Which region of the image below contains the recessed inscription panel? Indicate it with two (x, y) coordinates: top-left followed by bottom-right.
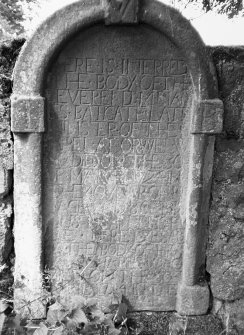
(43, 25), (192, 310)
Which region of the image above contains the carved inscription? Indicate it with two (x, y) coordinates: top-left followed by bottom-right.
(43, 25), (193, 310)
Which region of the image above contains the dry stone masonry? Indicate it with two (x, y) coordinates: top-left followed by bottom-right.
(0, 39), (25, 302)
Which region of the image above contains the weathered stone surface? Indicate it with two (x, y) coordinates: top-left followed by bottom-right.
(213, 299), (244, 335)
(11, 0), (218, 317)
(0, 102), (13, 170)
(0, 41), (22, 301)
(207, 49), (244, 322)
(105, 0), (139, 25)
(2, 8), (244, 332)
(11, 96), (45, 132)
(207, 47), (244, 306)
(0, 168), (11, 198)
(0, 39), (25, 170)
(207, 140), (244, 301)
(191, 99), (223, 134)
(14, 133), (45, 318)
(0, 200), (12, 266)
(0, 274), (13, 299)
(210, 47), (244, 139)
(43, 23), (193, 311)
(12, 1), (216, 97)
(0, 19), (241, 335)
(176, 284), (209, 315)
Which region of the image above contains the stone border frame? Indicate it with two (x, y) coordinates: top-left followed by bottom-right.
(11, 0), (223, 317)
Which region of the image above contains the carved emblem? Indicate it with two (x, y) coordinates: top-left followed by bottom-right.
(105, 0), (139, 25)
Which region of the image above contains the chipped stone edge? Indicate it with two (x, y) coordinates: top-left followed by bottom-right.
(11, 0), (221, 316)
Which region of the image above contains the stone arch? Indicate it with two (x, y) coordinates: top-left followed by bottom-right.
(11, 0), (223, 317)
(12, 0), (217, 97)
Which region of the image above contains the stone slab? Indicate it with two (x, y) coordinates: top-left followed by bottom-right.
(11, 0), (220, 317)
(43, 24), (193, 311)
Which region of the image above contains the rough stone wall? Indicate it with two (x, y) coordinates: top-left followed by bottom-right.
(0, 40), (244, 334)
(0, 39), (24, 299)
(207, 46), (244, 335)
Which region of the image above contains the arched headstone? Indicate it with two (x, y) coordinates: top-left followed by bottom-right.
(11, 0), (223, 317)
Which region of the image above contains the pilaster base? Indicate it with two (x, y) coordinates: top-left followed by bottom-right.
(176, 283), (210, 315)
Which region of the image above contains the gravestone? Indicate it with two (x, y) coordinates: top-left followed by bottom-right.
(43, 24), (191, 310)
(11, 0), (223, 317)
